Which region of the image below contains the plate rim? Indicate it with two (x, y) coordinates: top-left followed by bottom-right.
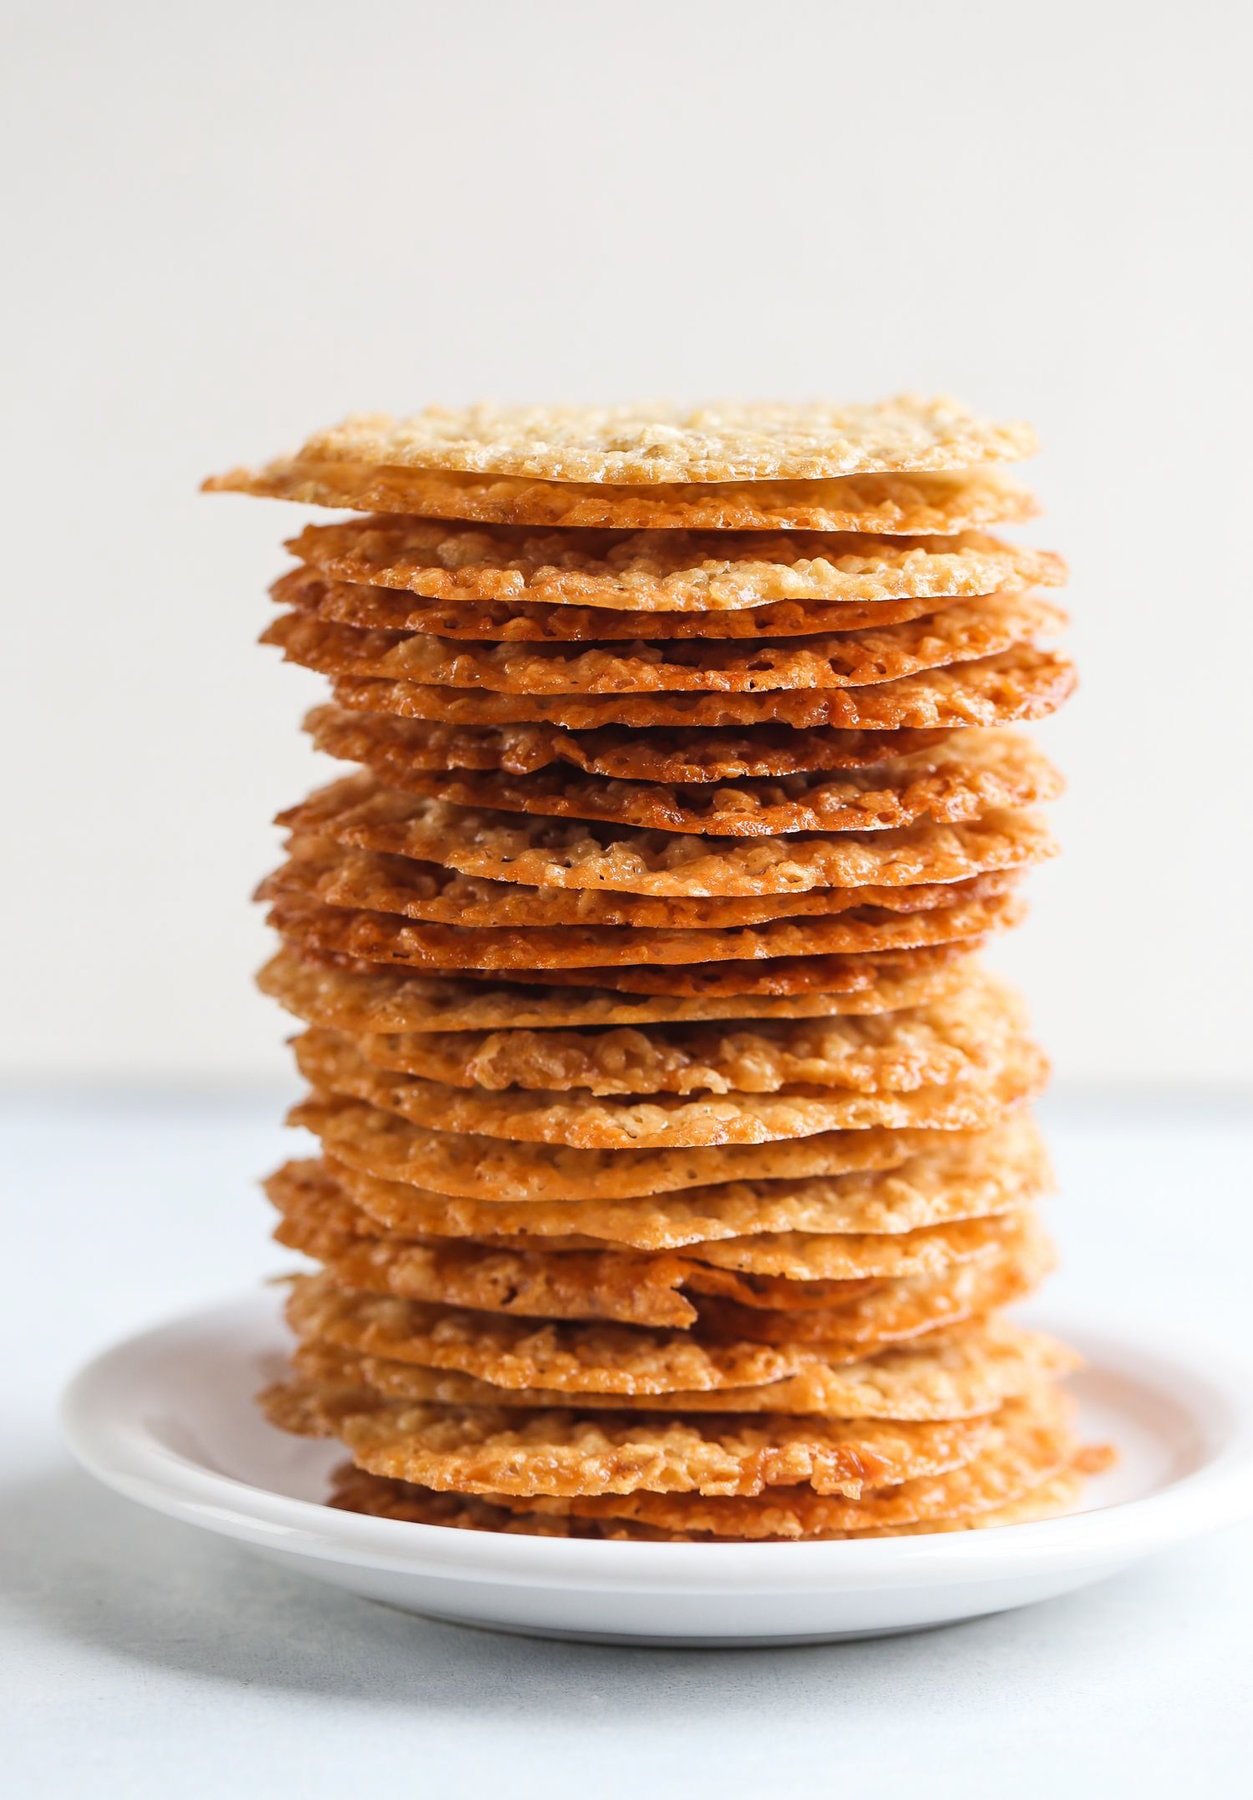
(60, 1290), (1253, 1596)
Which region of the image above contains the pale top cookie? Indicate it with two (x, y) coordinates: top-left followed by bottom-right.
(279, 396), (1037, 485)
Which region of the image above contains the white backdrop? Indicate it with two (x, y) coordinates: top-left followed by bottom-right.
(3, 0), (1250, 1086)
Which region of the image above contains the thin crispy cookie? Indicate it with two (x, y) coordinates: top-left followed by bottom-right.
(278, 562), (959, 638)
(283, 1381), (1064, 1509)
(277, 1130), (1044, 1245)
(265, 852), (1012, 934)
(323, 1459), (1086, 1537)
(331, 969), (1024, 1097)
(264, 862), (1021, 970)
(274, 779), (1056, 896)
(272, 1148), (1042, 1254)
(284, 1274), (1076, 1410)
(263, 593), (1065, 696)
(230, 397), (1038, 485)
(281, 1359), (997, 1498)
(290, 1092), (966, 1201)
(276, 1363), (1001, 1506)
(278, 1212), (1043, 1351)
(304, 705), (956, 784)
(324, 1466), (688, 1539)
(291, 1026), (1046, 1149)
(207, 461), (1037, 536)
(284, 519), (1064, 613)
(268, 854), (1011, 933)
(473, 1395), (1074, 1525)
(268, 1159), (1029, 1283)
(280, 946), (981, 1003)
(275, 1191), (1024, 1333)
(683, 1223), (1052, 1352)
(265, 873), (1020, 972)
(311, 1114), (1050, 1244)
(258, 946), (971, 1033)
(438, 946), (997, 1000)
(301, 725), (1062, 837)
(327, 644), (1076, 731)
(306, 1340), (1070, 1429)
(273, 1185), (701, 1328)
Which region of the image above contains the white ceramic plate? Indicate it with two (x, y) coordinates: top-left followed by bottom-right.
(61, 1293), (1253, 1646)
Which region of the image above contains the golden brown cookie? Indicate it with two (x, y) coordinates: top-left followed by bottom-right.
(278, 1360), (1000, 1500)
(208, 463), (1037, 535)
(299, 726), (1060, 837)
(263, 854), (1022, 970)
(325, 643), (1076, 731)
(257, 944), (972, 1033)
(263, 591), (1064, 697)
(304, 704), (955, 784)
(324, 1458), (1087, 1538)
(284, 1272), (1076, 1410)
(328, 967), (1023, 1098)
(289, 1092), (990, 1201)
(282, 518), (1064, 613)
(282, 1113), (1049, 1246)
(280, 564), (956, 637)
(274, 777), (1055, 896)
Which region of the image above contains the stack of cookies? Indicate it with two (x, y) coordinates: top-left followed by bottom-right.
(207, 398), (1104, 1541)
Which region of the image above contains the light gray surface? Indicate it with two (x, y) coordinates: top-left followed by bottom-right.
(4, 1092), (1252, 1797)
